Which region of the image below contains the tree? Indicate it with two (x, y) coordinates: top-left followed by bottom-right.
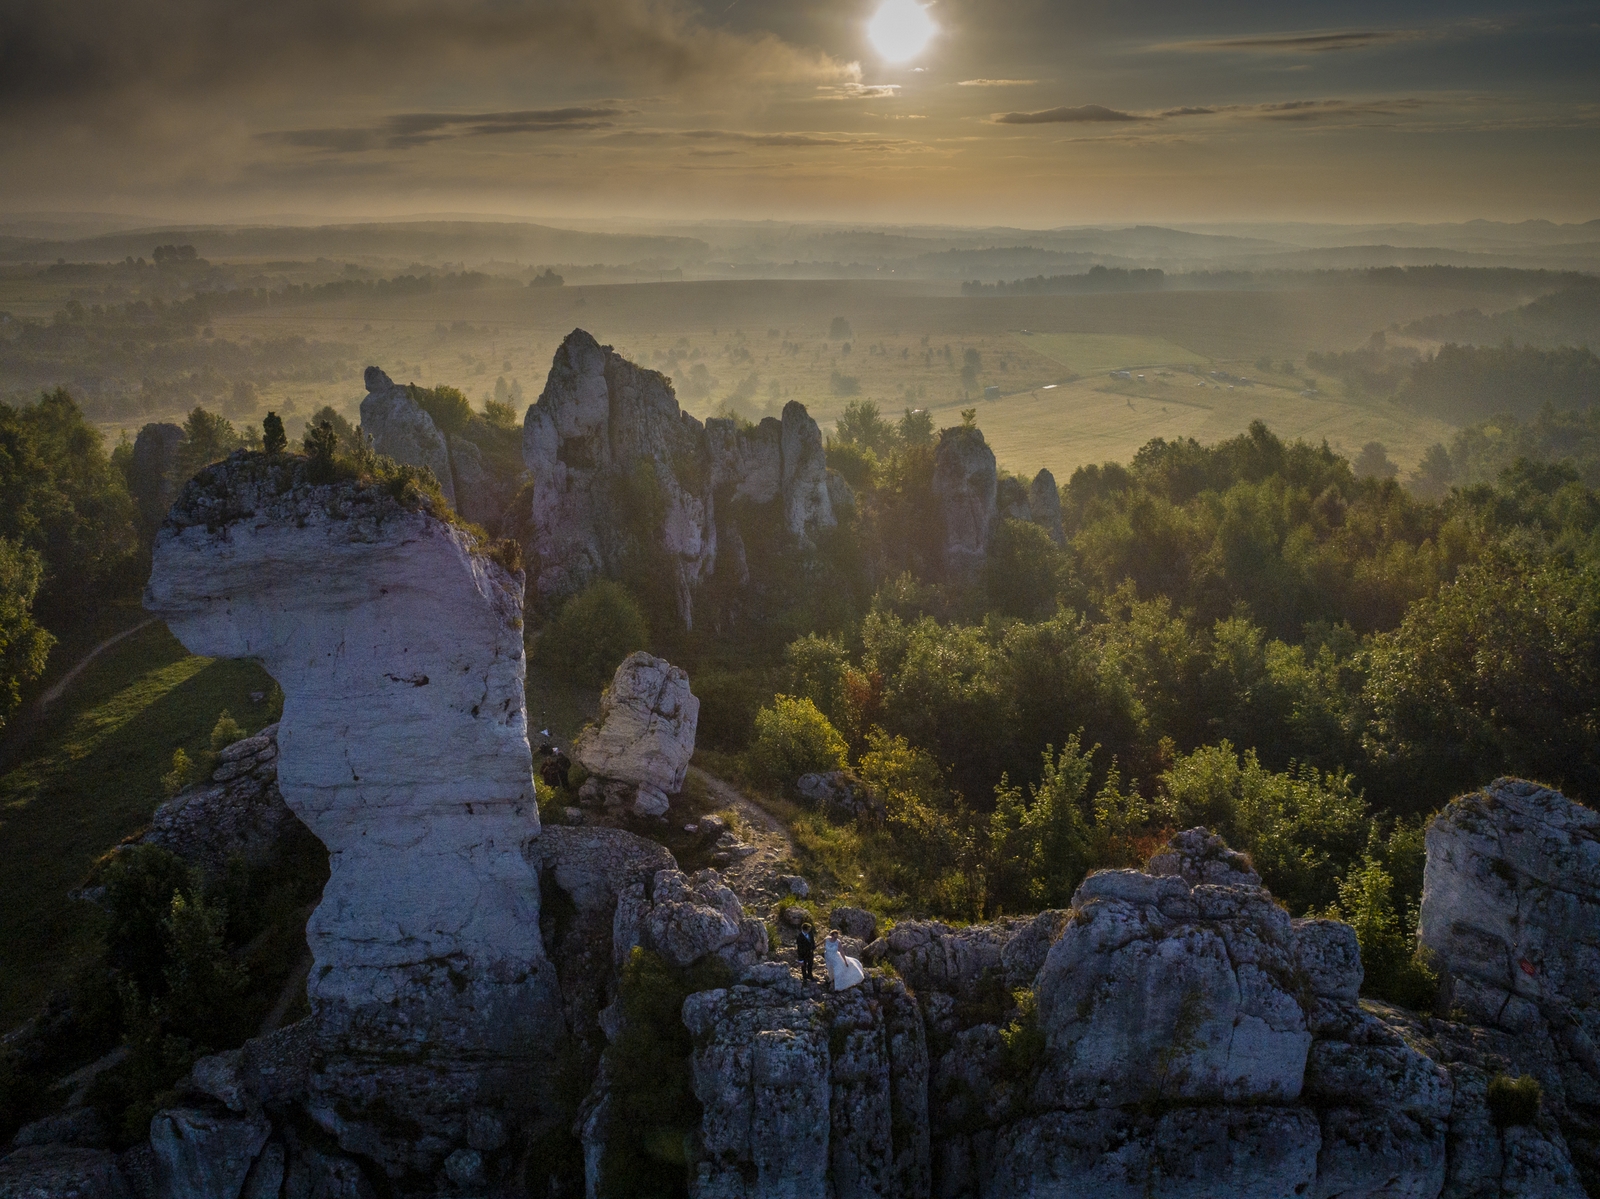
(538, 581), (650, 685)
(174, 408), (243, 481)
(261, 412), (287, 454)
(1406, 442), (1453, 500)
(961, 348), (982, 387)
(408, 385), (472, 436)
(301, 406), (360, 454)
(1365, 550), (1600, 803)
(1353, 441), (1398, 481)
(0, 537), (53, 730)
(829, 317), (853, 340)
(747, 696), (848, 788)
(899, 408), (934, 447)
(983, 518), (1070, 620)
(835, 401), (897, 457)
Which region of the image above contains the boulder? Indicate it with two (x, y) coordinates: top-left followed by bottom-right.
(445, 436), (514, 532)
(1293, 918), (1364, 1002)
(149, 1107), (271, 1199)
(358, 368), (455, 506)
(794, 771), (883, 823)
(931, 425), (997, 583)
(1028, 468), (1066, 546)
(830, 907), (877, 943)
(573, 653), (699, 796)
(643, 868), (768, 969)
(0, 1146), (130, 1199)
(143, 452), (561, 1174)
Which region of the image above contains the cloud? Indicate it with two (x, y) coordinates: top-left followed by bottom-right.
(957, 79), (1038, 88)
(1161, 106), (1218, 117)
(816, 83), (901, 100)
(679, 129), (908, 148)
(992, 105), (1144, 125)
(1253, 98), (1426, 122)
(1153, 28), (1434, 54)
(0, 0), (856, 116)
(265, 107), (626, 152)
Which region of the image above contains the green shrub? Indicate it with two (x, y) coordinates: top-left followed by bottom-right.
(1330, 856), (1439, 1009)
(97, 845), (198, 1000)
(1486, 1073), (1541, 1128)
(409, 384), (472, 436)
(747, 696), (848, 788)
(538, 581), (650, 686)
(693, 670), (771, 751)
(209, 710), (245, 752)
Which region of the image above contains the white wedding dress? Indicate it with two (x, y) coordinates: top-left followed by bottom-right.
(824, 937), (865, 991)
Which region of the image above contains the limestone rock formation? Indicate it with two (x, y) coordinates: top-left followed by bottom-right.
(931, 425), (998, 582)
(573, 652), (699, 814)
(0, 1146), (131, 1199)
(1421, 776), (1600, 1188)
(136, 725), (295, 878)
(143, 450), (559, 1174)
(1028, 468), (1066, 546)
(521, 330), (840, 626)
(795, 770), (883, 823)
(681, 973), (929, 1198)
(358, 367), (456, 506)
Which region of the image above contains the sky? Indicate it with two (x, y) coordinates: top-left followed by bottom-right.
(1, 0), (1597, 227)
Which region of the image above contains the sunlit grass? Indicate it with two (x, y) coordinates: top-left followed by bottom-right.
(0, 622), (277, 1029)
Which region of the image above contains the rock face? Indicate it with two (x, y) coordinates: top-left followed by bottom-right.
(358, 367), (456, 506)
(1421, 776), (1600, 1189)
(521, 330), (840, 626)
(142, 451), (560, 1174)
(573, 652), (699, 814)
(681, 973), (929, 1199)
(931, 425), (998, 582)
(1028, 468), (1065, 545)
(137, 724), (297, 878)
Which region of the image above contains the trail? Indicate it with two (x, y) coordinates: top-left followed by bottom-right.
(37, 618), (158, 712)
(688, 766), (799, 914)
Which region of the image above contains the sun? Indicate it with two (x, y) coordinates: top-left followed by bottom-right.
(867, 0), (937, 64)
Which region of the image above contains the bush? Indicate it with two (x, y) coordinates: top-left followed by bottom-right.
(539, 581), (650, 686)
(1486, 1073), (1541, 1128)
(693, 670), (771, 751)
(747, 696), (848, 789)
(409, 384), (472, 436)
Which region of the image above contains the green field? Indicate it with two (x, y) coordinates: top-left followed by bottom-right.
(1016, 332), (1210, 375)
(0, 622), (277, 1029)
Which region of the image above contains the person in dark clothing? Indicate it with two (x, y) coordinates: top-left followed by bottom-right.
(538, 745), (572, 791)
(796, 921), (816, 983)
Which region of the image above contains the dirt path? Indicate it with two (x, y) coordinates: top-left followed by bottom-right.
(37, 618), (158, 712)
(689, 767), (800, 914)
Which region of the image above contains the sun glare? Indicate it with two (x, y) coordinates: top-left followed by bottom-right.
(867, 0), (937, 64)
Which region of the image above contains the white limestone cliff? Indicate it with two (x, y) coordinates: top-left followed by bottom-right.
(358, 367), (456, 507)
(142, 451), (561, 1172)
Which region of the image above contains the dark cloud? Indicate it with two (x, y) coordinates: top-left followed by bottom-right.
(1254, 99), (1427, 122)
(1162, 107), (1218, 117)
(265, 107), (626, 152)
(992, 105), (1144, 125)
(1154, 28), (1433, 54)
(0, 0), (853, 115)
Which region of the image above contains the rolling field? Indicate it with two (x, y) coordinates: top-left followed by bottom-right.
(2, 273), (1536, 475)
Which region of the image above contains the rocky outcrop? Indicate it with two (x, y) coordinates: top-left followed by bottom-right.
(521, 330), (840, 626)
(681, 972), (929, 1198)
(143, 451), (560, 1176)
(932, 426), (998, 582)
(795, 770), (883, 823)
(1028, 468), (1065, 546)
(1421, 777), (1600, 1190)
(0, 1146), (131, 1199)
(137, 725), (295, 878)
(573, 652), (698, 817)
(358, 367), (456, 506)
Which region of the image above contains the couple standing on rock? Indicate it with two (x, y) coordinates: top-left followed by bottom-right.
(795, 921), (865, 990)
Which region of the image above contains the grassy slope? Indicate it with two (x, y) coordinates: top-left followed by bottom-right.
(0, 622), (276, 1029)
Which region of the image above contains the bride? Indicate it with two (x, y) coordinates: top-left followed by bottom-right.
(823, 929), (865, 991)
